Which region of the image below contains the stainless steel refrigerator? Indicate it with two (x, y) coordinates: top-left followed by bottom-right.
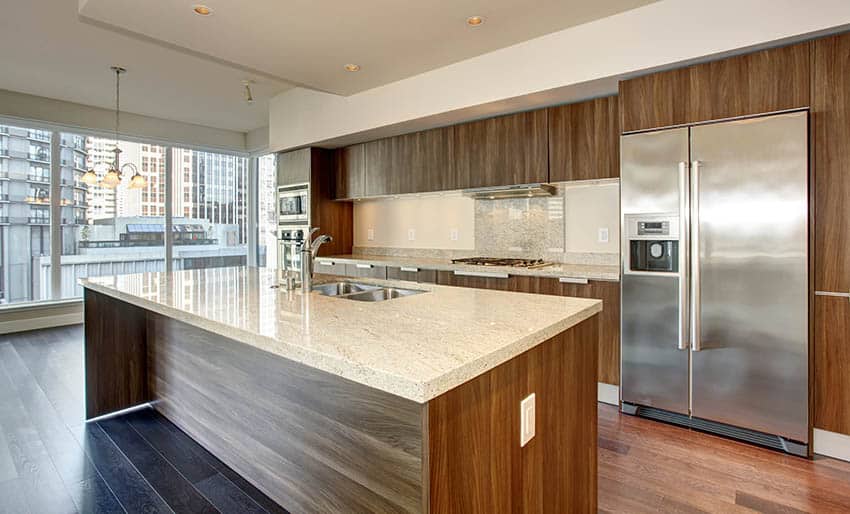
(620, 111), (809, 456)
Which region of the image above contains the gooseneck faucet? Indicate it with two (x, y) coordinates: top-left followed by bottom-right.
(299, 228), (333, 292)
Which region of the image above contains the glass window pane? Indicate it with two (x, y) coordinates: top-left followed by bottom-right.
(0, 122), (51, 305)
(170, 148), (248, 270)
(257, 153), (277, 268)
(58, 134), (166, 299)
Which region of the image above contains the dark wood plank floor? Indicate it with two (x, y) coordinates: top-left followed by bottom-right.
(2, 324), (850, 513)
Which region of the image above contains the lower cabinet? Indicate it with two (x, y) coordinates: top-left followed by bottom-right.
(815, 295), (850, 435)
(436, 271), (621, 386)
(314, 260), (348, 276)
(386, 266), (437, 284)
(345, 263), (388, 279)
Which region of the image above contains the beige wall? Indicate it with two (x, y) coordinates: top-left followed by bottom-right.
(563, 181), (619, 254)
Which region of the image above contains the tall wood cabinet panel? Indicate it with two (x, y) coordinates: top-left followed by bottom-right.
(814, 296), (850, 435)
(453, 110), (548, 188)
(814, 33), (850, 294)
(549, 96), (620, 181)
(334, 143), (366, 200)
(689, 42), (810, 123)
(619, 67), (690, 132)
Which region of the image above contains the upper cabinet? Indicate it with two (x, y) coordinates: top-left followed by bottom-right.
(364, 126), (455, 196)
(814, 33), (850, 293)
(549, 96), (619, 182)
(277, 147), (312, 185)
(453, 110), (549, 188)
(334, 143), (366, 200)
(619, 42), (811, 132)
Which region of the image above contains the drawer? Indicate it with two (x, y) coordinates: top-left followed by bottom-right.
(345, 263), (388, 279)
(314, 260), (348, 276)
(387, 266), (438, 283)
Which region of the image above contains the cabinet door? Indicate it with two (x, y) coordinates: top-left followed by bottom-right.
(689, 42), (810, 123)
(454, 110), (548, 188)
(619, 67), (690, 132)
(364, 138), (399, 196)
(814, 33), (850, 293)
(277, 148), (311, 185)
(436, 271), (512, 290)
(364, 127), (455, 196)
(334, 144), (365, 199)
(815, 295), (850, 434)
(549, 96), (619, 182)
(345, 263), (387, 279)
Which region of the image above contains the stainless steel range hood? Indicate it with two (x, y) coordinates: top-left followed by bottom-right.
(462, 183), (556, 200)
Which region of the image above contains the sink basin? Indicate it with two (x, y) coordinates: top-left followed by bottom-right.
(343, 287), (426, 302)
(312, 282), (380, 297)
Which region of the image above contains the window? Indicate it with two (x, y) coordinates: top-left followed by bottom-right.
(171, 148), (248, 270)
(0, 122), (51, 305)
(257, 153), (277, 268)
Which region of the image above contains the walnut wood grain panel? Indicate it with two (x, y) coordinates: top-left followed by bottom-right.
(689, 42), (811, 123)
(84, 289), (149, 419)
(619, 67), (691, 132)
(428, 319), (598, 513)
(147, 314), (425, 513)
(333, 143), (366, 199)
(310, 148), (354, 257)
(364, 126), (455, 196)
(814, 33), (850, 293)
(814, 296), (850, 435)
(453, 110), (548, 188)
(549, 96), (620, 181)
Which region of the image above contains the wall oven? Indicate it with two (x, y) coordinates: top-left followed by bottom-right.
(278, 184), (309, 224)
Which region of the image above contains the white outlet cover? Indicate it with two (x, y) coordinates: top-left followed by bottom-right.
(367, 228), (375, 241)
(598, 227), (609, 243)
(520, 393), (536, 447)
(408, 228), (416, 241)
(450, 228), (459, 241)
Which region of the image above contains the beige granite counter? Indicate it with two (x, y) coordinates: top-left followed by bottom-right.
(81, 266), (601, 403)
(317, 254), (621, 281)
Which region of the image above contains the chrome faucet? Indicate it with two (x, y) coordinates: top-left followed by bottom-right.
(299, 228), (333, 292)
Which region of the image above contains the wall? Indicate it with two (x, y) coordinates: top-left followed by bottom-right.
(353, 180), (619, 264)
(269, 0), (850, 151)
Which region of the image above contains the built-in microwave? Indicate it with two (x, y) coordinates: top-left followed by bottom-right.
(278, 184), (309, 224)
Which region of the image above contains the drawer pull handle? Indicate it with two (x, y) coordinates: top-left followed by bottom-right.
(400, 267), (419, 273)
(355, 263), (374, 269)
(318, 261), (334, 266)
(559, 277), (588, 285)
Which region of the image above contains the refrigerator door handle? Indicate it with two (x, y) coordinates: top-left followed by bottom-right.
(690, 160), (702, 352)
(678, 161), (689, 350)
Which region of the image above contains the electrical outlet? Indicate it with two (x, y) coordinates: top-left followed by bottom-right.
(450, 228), (459, 241)
(520, 393), (536, 447)
(598, 227), (609, 243)
(408, 228), (416, 241)
(367, 228), (375, 241)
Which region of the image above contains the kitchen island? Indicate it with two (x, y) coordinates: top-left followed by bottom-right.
(81, 266), (602, 513)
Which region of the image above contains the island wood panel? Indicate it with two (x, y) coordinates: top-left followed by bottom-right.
(84, 289), (149, 419)
(453, 110), (549, 188)
(813, 33), (850, 294)
(814, 296), (850, 435)
(428, 317), (598, 513)
(548, 96), (620, 181)
(146, 314), (425, 514)
(333, 143), (366, 199)
(619, 67), (691, 132)
(688, 42), (811, 123)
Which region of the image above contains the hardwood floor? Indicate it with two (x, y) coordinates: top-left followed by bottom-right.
(2, 325), (850, 513)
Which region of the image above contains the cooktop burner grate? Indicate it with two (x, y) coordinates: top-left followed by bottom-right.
(451, 257), (551, 268)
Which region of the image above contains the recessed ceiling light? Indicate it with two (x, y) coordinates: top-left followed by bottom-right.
(466, 16), (484, 27)
(193, 4), (212, 16)
(344, 63), (361, 72)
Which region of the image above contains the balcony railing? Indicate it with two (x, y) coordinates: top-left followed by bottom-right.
(0, 149), (8, 157)
(27, 174), (50, 183)
(28, 153), (49, 163)
(0, 216), (8, 224)
(79, 238), (218, 249)
(74, 218), (86, 225)
(0, 193), (8, 201)
(28, 217), (49, 225)
(27, 131), (50, 142)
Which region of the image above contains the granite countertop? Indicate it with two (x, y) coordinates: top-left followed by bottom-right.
(316, 254), (621, 282)
(81, 267), (601, 403)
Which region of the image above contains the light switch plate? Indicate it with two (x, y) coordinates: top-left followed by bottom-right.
(450, 228), (459, 241)
(520, 393), (536, 447)
(598, 227), (609, 243)
(367, 228), (374, 241)
(408, 228), (416, 241)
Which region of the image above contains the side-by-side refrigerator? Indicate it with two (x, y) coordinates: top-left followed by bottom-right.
(620, 111), (809, 456)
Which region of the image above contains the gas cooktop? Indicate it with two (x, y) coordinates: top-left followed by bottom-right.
(451, 257), (552, 269)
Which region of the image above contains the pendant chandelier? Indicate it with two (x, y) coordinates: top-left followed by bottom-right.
(81, 66), (147, 190)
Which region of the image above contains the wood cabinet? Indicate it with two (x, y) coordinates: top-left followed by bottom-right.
(453, 110), (549, 188)
(277, 148), (312, 185)
(386, 266), (437, 283)
(436, 271), (620, 385)
(345, 263), (388, 279)
(814, 295), (850, 435)
(364, 126), (455, 196)
(334, 143), (366, 199)
(619, 42), (811, 132)
(549, 96), (620, 181)
(814, 33), (850, 294)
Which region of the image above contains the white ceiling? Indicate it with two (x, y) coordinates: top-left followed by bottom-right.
(77, 0), (655, 96)
(0, 0), (292, 132)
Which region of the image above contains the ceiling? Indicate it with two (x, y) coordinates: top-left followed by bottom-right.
(77, 0), (655, 96)
(0, 0), (292, 132)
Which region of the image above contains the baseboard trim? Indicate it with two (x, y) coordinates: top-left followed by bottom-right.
(814, 428), (850, 462)
(598, 382), (619, 406)
(0, 311), (82, 334)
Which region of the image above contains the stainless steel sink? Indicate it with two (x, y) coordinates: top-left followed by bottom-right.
(312, 282), (380, 297)
(343, 287), (426, 302)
